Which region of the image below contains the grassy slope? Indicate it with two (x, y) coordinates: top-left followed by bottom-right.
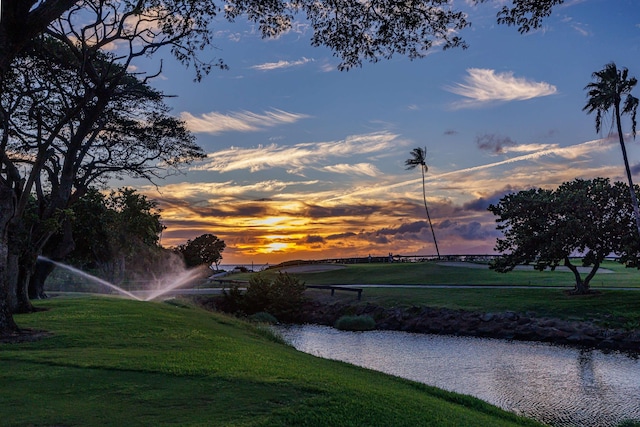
(1, 297), (542, 427)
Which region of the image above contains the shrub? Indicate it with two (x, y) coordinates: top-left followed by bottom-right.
(335, 315), (376, 331)
(223, 272), (307, 322)
(221, 285), (245, 314)
(249, 312), (278, 324)
(242, 274), (273, 314)
(266, 272), (306, 321)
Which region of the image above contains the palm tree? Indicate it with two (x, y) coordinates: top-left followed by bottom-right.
(584, 62), (640, 238)
(405, 147), (441, 259)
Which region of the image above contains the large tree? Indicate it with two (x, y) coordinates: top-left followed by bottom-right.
(489, 178), (638, 294)
(583, 62), (640, 238)
(176, 234), (226, 269)
(1, 36), (204, 314)
(0, 0), (565, 336)
(34, 187), (167, 297)
(405, 147), (440, 259)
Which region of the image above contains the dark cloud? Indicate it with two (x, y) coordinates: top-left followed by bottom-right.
(453, 221), (493, 240)
(378, 221), (427, 235)
(303, 235), (325, 244)
(461, 186), (518, 212)
(476, 133), (517, 154)
(438, 219), (454, 229)
(631, 163), (640, 176)
(304, 203), (383, 219)
(326, 232), (357, 240)
(158, 196), (281, 218)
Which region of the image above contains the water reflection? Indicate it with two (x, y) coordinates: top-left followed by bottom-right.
(275, 325), (640, 427)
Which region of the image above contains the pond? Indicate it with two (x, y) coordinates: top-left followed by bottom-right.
(274, 325), (640, 427)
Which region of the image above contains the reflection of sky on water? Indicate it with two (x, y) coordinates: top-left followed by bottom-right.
(276, 325), (640, 427)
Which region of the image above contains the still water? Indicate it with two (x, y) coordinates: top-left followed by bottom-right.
(275, 325), (640, 427)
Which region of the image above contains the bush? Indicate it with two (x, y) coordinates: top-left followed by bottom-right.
(249, 312), (278, 324)
(242, 274), (273, 314)
(334, 315), (376, 331)
(223, 272), (307, 322)
(266, 272), (306, 321)
(221, 285), (245, 314)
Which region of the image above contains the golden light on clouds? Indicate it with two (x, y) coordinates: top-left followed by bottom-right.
(142, 131), (628, 264)
(264, 242), (290, 253)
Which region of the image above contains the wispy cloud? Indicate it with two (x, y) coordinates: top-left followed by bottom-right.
(445, 68), (557, 108)
(326, 136), (616, 202)
(192, 131), (405, 174)
(179, 109), (310, 135)
(323, 163), (381, 176)
(571, 23), (590, 36)
(250, 57), (314, 71)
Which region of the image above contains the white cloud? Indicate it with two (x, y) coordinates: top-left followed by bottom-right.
(191, 131), (404, 174)
(180, 109), (311, 135)
(571, 23), (590, 36)
(250, 57), (314, 71)
(325, 136), (616, 202)
(323, 163), (381, 177)
(445, 68), (557, 108)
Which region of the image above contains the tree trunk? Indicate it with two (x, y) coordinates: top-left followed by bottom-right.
(615, 102), (640, 239)
(421, 167), (440, 259)
(0, 180), (18, 334)
(30, 258), (55, 299)
(564, 257), (599, 295)
(29, 218), (75, 299)
(6, 220), (35, 313)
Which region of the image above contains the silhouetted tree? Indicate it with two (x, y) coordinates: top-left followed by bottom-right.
(176, 234), (226, 269)
(584, 62), (640, 238)
(405, 147), (440, 259)
(1, 36), (204, 313)
(489, 178), (638, 294)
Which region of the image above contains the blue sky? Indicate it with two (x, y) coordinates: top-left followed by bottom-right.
(121, 0), (640, 264)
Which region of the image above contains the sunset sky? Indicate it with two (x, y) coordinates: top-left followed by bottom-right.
(119, 0), (640, 265)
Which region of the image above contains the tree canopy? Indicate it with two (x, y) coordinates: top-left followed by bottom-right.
(488, 178), (639, 294)
(176, 234), (226, 269)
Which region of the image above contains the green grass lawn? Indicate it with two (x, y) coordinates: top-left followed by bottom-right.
(274, 260), (640, 288)
(1, 297), (543, 427)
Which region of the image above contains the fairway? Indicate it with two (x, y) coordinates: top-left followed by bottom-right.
(239, 260), (640, 288)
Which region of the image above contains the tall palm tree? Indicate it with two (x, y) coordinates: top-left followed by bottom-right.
(584, 62), (640, 238)
(405, 147), (441, 259)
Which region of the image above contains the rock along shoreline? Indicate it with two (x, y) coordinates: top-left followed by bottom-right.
(296, 300), (640, 354)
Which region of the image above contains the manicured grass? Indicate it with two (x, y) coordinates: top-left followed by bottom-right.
(345, 288), (640, 328)
(282, 260), (640, 288)
(2, 297), (542, 427)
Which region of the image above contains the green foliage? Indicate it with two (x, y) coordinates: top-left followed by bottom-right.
(175, 233), (225, 268)
(224, 272), (307, 322)
(489, 178), (639, 293)
(335, 315), (376, 331)
(61, 188), (168, 283)
(242, 274), (273, 314)
(268, 272), (308, 320)
(249, 311), (278, 324)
